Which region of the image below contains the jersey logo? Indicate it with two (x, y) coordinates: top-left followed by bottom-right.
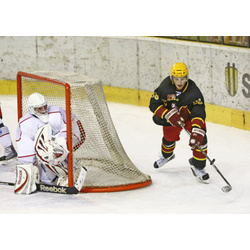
(167, 94), (176, 100)
(152, 92), (159, 100)
(193, 98), (203, 105)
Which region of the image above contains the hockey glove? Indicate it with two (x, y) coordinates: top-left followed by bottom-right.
(164, 108), (184, 127)
(189, 128), (205, 149)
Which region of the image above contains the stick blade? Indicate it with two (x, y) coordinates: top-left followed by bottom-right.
(222, 185), (232, 192)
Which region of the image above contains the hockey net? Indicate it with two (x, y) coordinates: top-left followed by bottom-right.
(16, 71), (152, 192)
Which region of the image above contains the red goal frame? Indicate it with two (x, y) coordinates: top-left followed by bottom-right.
(16, 71), (74, 187)
(16, 71), (152, 192)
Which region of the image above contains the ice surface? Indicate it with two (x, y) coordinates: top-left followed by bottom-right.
(1, 94), (249, 248)
(1, 95), (250, 214)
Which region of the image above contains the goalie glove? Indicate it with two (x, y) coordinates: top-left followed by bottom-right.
(51, 136), (69, 165)
(35, 125), (69, 166)
(189, 127), (206, 150)
(164, 108), (184, 127)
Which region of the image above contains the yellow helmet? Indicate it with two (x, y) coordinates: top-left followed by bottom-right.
(171, 62), (188, 77)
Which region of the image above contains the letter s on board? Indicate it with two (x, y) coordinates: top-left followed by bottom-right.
(242, 73), (250, 98)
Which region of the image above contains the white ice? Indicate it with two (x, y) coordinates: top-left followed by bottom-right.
(1, 94), (250, 214)
(1, 94), (250, 248)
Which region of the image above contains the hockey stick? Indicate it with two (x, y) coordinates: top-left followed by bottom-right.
(0, 181), (79, 194)
(0, 166), (87, 194)
(178, 122), (232, 192)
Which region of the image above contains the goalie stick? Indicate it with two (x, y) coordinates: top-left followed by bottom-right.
(0, 166), (87, 194)
(178, 121), (232, 193)
(0, 181), (80, 194)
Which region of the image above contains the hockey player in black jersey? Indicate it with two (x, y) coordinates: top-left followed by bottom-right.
(149, 62), (209, 183)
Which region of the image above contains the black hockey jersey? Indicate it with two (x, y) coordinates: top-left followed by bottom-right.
(149, 76), (206, 129)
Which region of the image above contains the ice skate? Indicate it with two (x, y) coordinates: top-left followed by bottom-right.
(0, 145), (17, 161)
(154, 154), (175, 168)
(189, 158), (209, 184)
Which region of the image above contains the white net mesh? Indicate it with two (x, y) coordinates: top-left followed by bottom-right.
(18, 71), (151, 192)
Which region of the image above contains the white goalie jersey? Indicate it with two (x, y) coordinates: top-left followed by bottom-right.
(16, 105), (84, 164)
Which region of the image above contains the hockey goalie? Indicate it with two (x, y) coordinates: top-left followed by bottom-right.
(15, 92), (87, 194)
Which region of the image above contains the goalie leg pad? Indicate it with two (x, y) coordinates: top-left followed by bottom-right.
(57, 175), (68, 187)
(44, 161), (68, 177)
(56, 166), (87, 190)
(15, 164), (40, 195)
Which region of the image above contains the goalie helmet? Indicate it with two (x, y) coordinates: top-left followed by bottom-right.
(171, 62), (189, 78)
(28, 92), (49, 123)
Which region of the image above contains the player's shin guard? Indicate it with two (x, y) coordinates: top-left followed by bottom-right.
(189, 140), (209, 183)
(192, 144), (207, 169)
(161, 138), (176, 159)
(154, 138), (176, 168)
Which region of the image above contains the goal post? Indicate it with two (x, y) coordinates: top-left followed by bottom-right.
(17, 71), (75, 187)
(16, 71), (152, 192)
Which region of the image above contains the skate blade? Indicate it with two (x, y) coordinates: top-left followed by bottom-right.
(196, 176), (210, 184)
(190, 166), (210, 184)
(154, 154), (175, 168)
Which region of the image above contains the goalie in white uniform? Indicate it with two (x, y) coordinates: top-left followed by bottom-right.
(15, 92), (87, 194)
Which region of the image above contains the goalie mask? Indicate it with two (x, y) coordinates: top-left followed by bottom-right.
(28, 92), (49, 123)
